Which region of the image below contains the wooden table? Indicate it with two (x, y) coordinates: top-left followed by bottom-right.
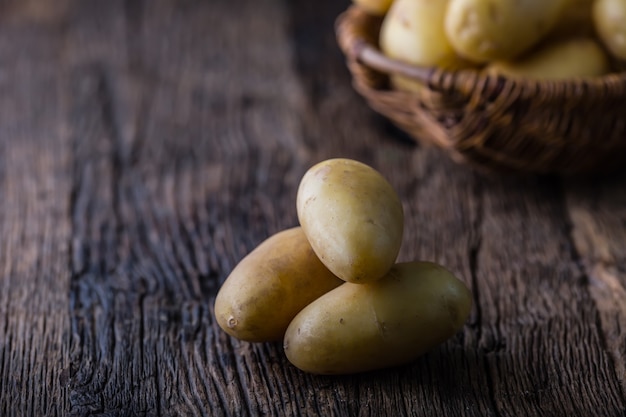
(1, 0), (625, 415)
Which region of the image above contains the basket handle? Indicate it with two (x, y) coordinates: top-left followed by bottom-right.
(354, 42), (435, 85)
(336, 7), (450, 91)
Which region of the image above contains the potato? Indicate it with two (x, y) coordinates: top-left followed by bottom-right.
(379, 0), (470, 93)
(214, 227), (343, 342)
(283, 262), (472, 375)
(296, 158), (403, 284)
(380, 0), (473, 92)
(445, 0), (568, 62)
(352, 0), (394, 16)
(593, 0), (626, 60)
(485, 38), (610, 79)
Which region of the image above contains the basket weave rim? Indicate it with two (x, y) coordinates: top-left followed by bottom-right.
(336, 6), (626, 95)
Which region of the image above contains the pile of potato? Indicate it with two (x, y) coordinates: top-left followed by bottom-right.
(214, 158), (472, 375)
(354, 0), (626, 88)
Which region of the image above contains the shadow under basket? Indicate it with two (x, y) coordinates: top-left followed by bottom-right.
(335, 6), (626, 176)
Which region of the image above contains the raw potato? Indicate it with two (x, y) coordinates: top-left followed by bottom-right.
(380, 0), (470, 91)
(352, 0), (394, 16)
(296, 158), (403, 284)
(380, 0), (467, 69)
(485, 38), (609, 79)
(445, 0), (568, 62)
(379, 0), (469, 91)
(283, 262), (472, 375)
(214, 227), (343, 342)
(593, 0), (626, 60)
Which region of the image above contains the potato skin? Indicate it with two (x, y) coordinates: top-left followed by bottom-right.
(380, 0), (472, 92)
(485, 38), (609, 79)
(214, 227), (343, 342)
(593, 0), (626, 60)
(283, 262), (472, 375)
(445, 0), (567, 62)
(296, 158), (404, 284)
(380, 0), (468, 69)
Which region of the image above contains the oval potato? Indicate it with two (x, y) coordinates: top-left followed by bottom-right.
(380, 0), (471, 92)
(283, 262), (472, 375)
(380, 0), (468, 69)
(214, 227), (343, 342)
(296, 158), (404, 284)
(445, 0), (568, 62)
(593, 0), (626, 60)
(485, 38), (609, 79)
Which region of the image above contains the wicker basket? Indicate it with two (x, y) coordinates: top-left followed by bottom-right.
(335, 6), (626, 175)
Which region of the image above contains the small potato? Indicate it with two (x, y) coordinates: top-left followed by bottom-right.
(380, 0), (473, 92)
(380, 0), (468, 69)
(296, 158), (403, 284)
(445, 0), (568, 62)
(352, 0), (394, 16)
(485, 38), (610, 79)
(593, 0), (626, 60)
(283, 262), (472, 375)
(214, 227), (343, 342)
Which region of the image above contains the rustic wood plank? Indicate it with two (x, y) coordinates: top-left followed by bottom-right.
(65, 0), (315, 415)
(64, 2), (168, 415)
(0, 8), (71, 417)
(565, 177), (626, 399)
(472, 177), (625, 416)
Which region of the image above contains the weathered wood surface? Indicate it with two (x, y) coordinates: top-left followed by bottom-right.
(0, 0), (625, 416)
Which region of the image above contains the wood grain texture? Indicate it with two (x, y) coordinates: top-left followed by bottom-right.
(0, 0), (625, 416)
(565, 178), (626, 400)
(0, 6), (71, 416)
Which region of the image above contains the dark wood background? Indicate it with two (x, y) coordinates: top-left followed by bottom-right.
(1, 0), (625, 416)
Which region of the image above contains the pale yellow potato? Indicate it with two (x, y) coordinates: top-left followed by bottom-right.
(445, 0), (568, 62)
(283, 262), (472, 375)
(296, 158), (403, 284)
(593, 0), (626, 60)
(352, 0), (394, 16)
(380, 0), (472, 92)
(485, 38), (609, 79)
(214, 227), (343, 342)
(380, 0), (469, 70)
